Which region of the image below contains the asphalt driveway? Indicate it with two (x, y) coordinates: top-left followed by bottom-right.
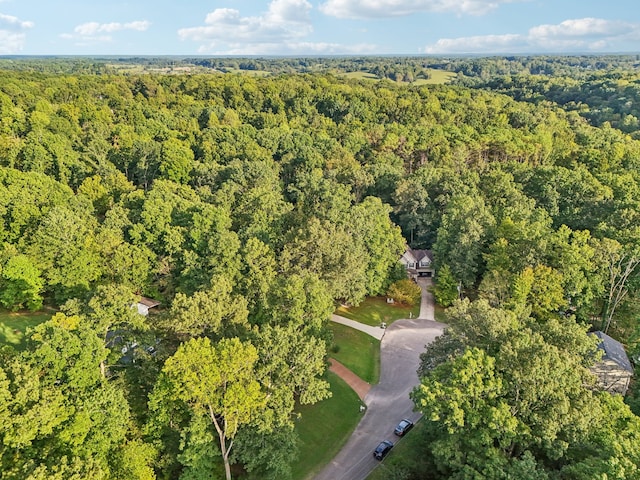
(315, 315), (446, 480)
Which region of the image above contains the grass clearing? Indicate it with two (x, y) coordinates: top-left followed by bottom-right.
(329, 322), (380, 384)
(0, 309), (53, 349)
(335, 296), (419, 327)
(413, 69), (457, 85)
(339, 71), (379, 80)
(291, 371), (363, 480)
(434, 304), (448, 323)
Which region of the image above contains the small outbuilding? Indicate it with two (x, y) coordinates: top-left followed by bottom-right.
(136, 296), (160, 316)
(590, 331), (634, 395)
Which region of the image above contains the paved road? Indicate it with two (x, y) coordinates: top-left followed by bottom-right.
(317, 281), (445, 480)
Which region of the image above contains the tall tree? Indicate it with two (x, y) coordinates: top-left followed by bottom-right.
(598, 238), (640, 333)
(28, 204), (102, 301)
(0, 313), (137, 479)
(0, 249), (44, 311)
(148, 337), (266, 480)
(166, 275), (249, 338)
(281, 217), (368, 305)
(347, 196), (406, 296)
(433, 264), (459, 307)
(81, 284), (148, 378)
(433, 194), (495, 288)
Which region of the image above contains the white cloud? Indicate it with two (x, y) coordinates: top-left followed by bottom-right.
(74, 20), (150, 36)
(319, 0), (518, 19)
(0, 12), (33, 29)
(529, 18), (631, 39)
(178, 0), (377, 55)
(61, 19), (150, 44)
(0, 12), (33, 53)
(527, 18), (640, 51)
(178, 0), (369, 54)
(179, 0), (313, 50)
(423, 17), (640, 53)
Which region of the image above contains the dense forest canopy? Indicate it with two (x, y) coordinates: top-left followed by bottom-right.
(0, 55), (639, 479)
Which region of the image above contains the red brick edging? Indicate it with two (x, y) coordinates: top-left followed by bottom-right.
(329, 358), (371, 402)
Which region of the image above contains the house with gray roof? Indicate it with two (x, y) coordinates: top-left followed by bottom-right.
(590, 331), (634, 395)
(400, 247), (434, 280)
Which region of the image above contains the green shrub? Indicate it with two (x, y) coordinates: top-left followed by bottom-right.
(386, 279), (421, 306)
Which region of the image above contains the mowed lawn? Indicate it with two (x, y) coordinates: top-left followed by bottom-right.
(291, 371), (363, 480)
(434, 304), (448, 323)
(413, 69), (457, 85)
(0, 309), (52, 349)
(329, 322), (380, 384)
(335, 296), (419, 327)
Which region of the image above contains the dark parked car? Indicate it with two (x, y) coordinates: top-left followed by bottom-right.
(373, 440), (394, 460)
(394, 419), (414, 436)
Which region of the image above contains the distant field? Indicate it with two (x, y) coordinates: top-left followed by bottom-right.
(414, 69), (456, 84)
(99, 63), (455, 83)
(0, 309), (52, 349)
(106, 64), (205, 74)
(340, 71), (379, 80)
(224, 68), (273, 76)
(339, 68), (455, 85)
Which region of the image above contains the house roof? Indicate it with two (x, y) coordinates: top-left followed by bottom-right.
(593, 331), (634, 373)
(403, 247), (433, 263)
(412, 249), (433, 263)
(138, 296), (160, 308)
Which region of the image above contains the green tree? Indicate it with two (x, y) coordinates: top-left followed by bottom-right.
(231, 426), (298, 480)
(412, 298), (623, 479)
(148, 337), (266, 480)
(159, 137), (194, 184)
(82, 284), (148, 378)
(525, 265), (566, 318)
(386, 279), (421, 306)
(281, 217), (368, 305)
(28, 204), (102, 301)
(166, 275), (249, 338)
(0, 313), (133, 479)
(433, 264), (459, 307)
(545, 225), (602, 320)
(348, 196), (406, 296)
(111, 440), (157, 480)
(411, 348), (519, 478)
(240, 237), (277, 319)
(598, 238), (640, 333)
(266, 272), (334, 335)
(254, 323), (330, 419)
(0, 251), (44, 311)
(433, 194), (495, 288)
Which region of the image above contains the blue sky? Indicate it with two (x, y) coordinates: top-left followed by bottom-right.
(1, 0), (640, 56)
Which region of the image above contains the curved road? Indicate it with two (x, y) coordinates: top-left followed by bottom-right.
(316, 279), (445, 480)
